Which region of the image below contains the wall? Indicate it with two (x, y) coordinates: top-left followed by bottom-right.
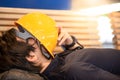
(0, 0), (71, 10)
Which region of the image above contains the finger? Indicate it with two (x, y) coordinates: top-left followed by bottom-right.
(57, 27), (63, 41)
(56, 25), (62, 35)
(57, 33), (64, 45)
(58, 26), (61, 36)
(58, 33), (69, 45)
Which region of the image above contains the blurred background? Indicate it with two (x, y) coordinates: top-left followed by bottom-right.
(0, 0), (120, 48)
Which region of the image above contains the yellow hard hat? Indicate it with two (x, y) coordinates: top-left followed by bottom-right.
(15, 12), (58, 58)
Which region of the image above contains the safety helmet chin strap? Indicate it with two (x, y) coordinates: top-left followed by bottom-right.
(36, 40), (51, 59)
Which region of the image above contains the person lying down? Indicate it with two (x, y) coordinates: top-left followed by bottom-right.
(0, 12), (120, 80)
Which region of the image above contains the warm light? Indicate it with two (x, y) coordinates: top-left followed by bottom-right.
(97, 16), (114, 43)
(74, 3), (120, 16)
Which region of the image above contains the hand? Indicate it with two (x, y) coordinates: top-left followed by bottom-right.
(57, 26), (73, 46)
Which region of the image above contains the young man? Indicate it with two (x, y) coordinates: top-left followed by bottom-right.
(0, 12), (120, 80)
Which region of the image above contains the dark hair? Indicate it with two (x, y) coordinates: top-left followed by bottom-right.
(0, 28), (40, 73)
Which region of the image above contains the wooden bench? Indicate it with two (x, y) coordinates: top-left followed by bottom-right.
(109, 12), (120, 50)
(0, 7), (101, 53)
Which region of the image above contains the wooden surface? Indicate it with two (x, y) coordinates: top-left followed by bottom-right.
(109, 12), (120, 50)
(0, 7), (101, 53)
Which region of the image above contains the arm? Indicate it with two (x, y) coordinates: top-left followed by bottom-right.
(57, 27), (83, 50)
(63, 62), (120, 80)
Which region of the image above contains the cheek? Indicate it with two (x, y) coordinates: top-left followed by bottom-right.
(33, 49), (42, 63)
(32, 55), (42, 67)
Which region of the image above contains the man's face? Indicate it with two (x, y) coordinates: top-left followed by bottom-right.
(15, 26), (51, 63)
(16, 36), (50, 67)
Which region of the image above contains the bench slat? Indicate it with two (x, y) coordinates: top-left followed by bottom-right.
(0, 13), (98, 22)
(0, 20), (97, 28)
(0, 26), (98, 34)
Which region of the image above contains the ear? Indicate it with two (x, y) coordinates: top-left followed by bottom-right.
(25, 51), (36, 62)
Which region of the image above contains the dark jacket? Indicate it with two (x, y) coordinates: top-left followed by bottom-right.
(43, 48), (120, 80)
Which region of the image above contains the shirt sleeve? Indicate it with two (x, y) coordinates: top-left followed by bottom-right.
(62, 62), (120, 80)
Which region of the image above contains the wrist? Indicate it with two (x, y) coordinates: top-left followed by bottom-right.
(62, 36), (84, 50)
(62, 36), (76, 50)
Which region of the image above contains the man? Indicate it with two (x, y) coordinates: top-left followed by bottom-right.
(0, 12), (120, 80)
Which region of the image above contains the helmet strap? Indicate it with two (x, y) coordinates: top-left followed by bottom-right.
(36, 40), (51, 59)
